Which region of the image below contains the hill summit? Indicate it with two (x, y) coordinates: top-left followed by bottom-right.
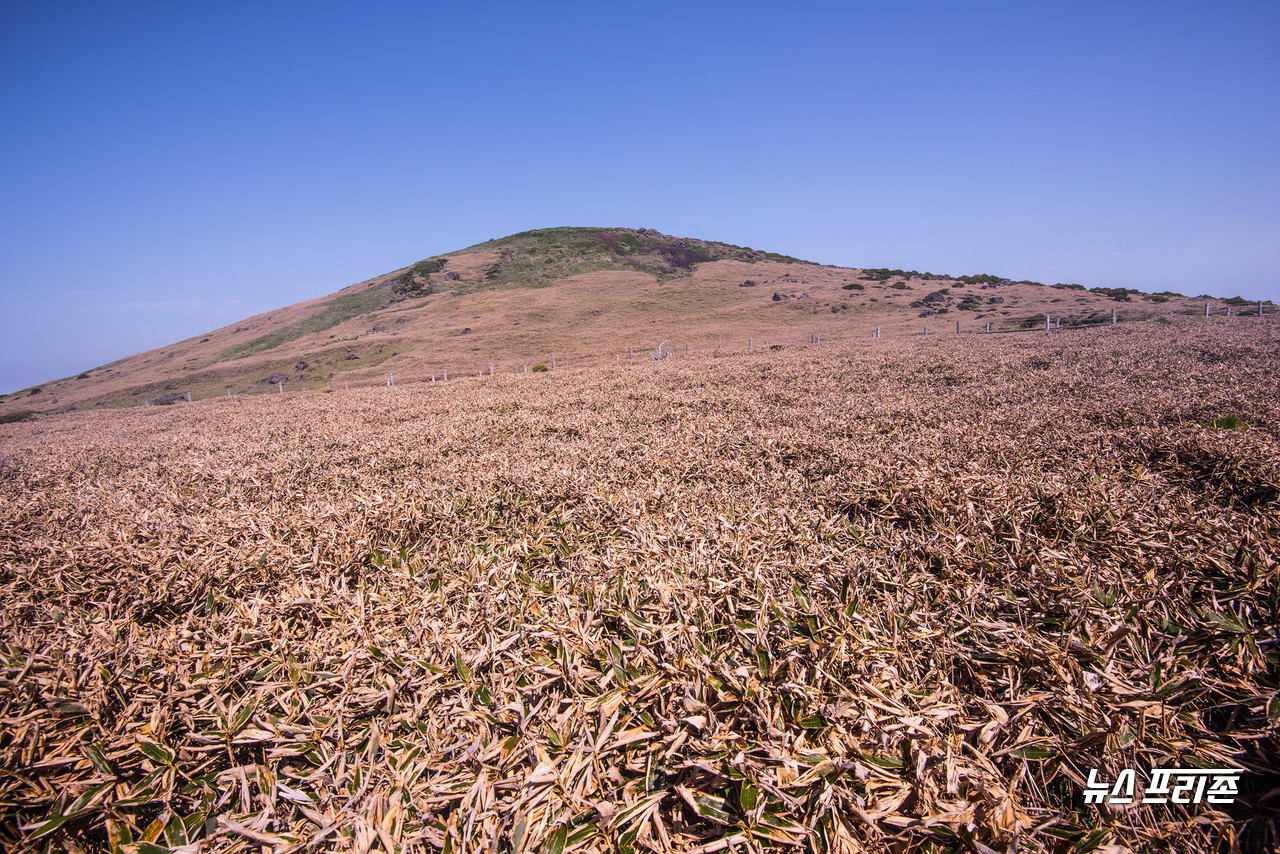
(0, 226), (1264, 418)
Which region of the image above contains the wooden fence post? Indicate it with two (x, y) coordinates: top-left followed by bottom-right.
(685, 343), (689, 353)
(1112, 308), (1117, 324)
(1205, 302), (1210, 317)
(186, 392), (191, 402)
(443, 369), (447, 381)
(748, 338), (753, 348)
(345, 382), (349, 390)
(986, 322), (991, 333)
(328, 378), (333, 391)
(489, 363), (494, 376)
(628, 347), (633, 360)
(552, 353), (556, 369)
(1046, 315), (1051, 330)
(227, 388), (231, 397)
(145, 400), (150, 407)
(956, 320), (960, 334)
(1056, 318), (1061, 329)
(278, 382), (283, 394)
(924, 326), (928, 336)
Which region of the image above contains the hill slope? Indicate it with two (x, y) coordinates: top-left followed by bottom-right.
(0, 226), (1269, 417)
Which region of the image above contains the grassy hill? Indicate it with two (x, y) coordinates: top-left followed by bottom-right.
(0, 226), (1271, 420)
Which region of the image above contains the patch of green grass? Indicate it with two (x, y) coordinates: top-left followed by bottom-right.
(441, 227), (816, 292)
(1210, 414), (1244, 430)
(531, 364), (549, 372)
(219, 287), (388, 361)
(0, 409), (37, 423)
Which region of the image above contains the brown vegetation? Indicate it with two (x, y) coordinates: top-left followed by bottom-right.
(1, 321), (1277, 852)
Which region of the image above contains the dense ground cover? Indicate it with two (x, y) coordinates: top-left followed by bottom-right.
(1, 319), (1277, 852)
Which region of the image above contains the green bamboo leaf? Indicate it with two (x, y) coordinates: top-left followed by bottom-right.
(137, 740), (175, 766)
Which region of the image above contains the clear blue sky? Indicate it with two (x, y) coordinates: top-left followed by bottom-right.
(2, 0), (1277, 393)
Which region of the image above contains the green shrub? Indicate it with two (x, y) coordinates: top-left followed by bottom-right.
(890, 282), (909, 290)
(842, 282), (864, 291)
(1090, 286), (1138, 302)
(769, 344), (783, 350)
(1223, 296), (1251, 306)
(1211, 414), (1243, 430)
(28, 387), (41, 396)
(532, 364), (549, 372)
(76, 372), (90, 379)
(0, 409), (37, 424)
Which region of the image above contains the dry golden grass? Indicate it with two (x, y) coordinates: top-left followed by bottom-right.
(1, 318), (1277, 852)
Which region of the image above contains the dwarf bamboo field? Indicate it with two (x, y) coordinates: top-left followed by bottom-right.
(1, 319), (1277, 853)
